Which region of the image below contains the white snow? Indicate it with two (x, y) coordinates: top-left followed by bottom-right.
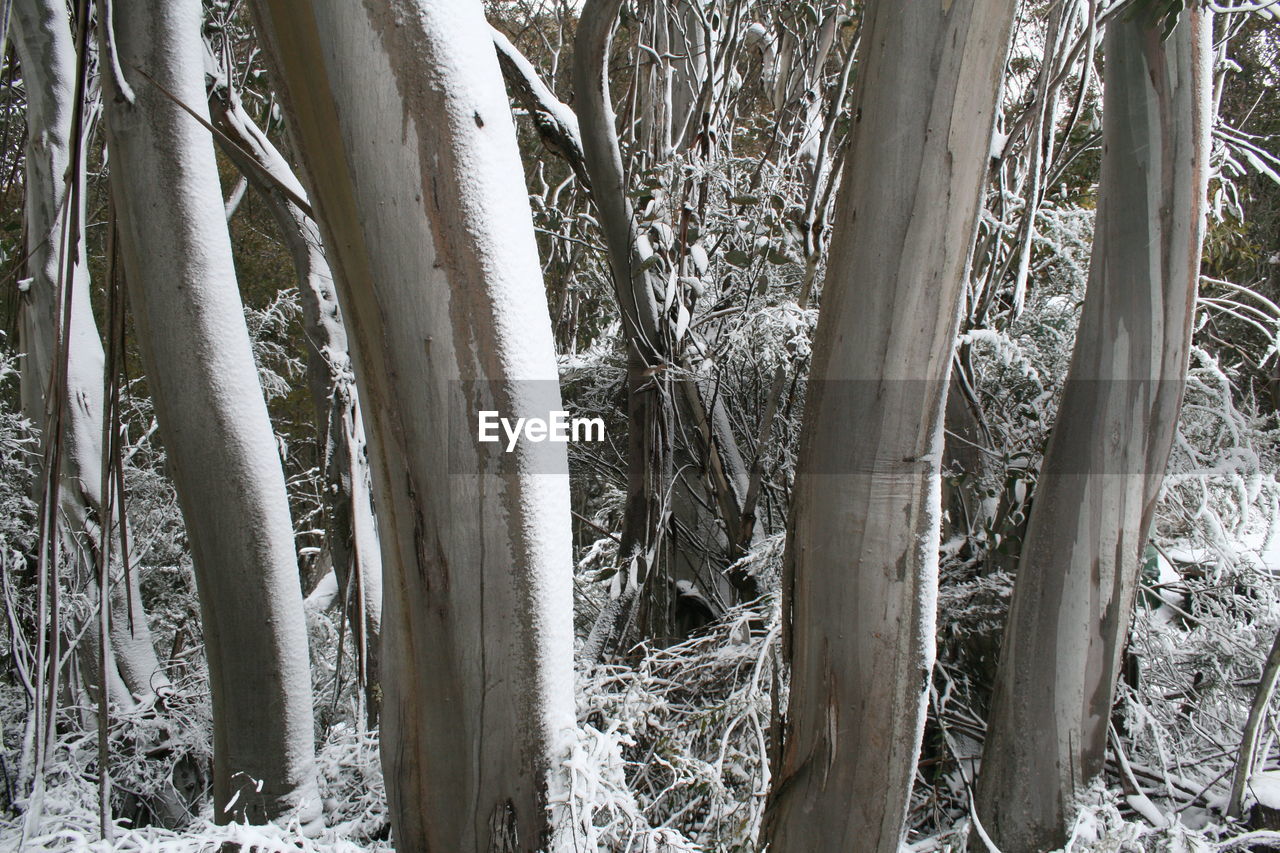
(1249, 770), (1280, 810)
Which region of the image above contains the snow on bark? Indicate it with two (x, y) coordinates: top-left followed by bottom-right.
(11, 0), (167, 704)
(206, 67), (384, 723)
(974, 9), (1213, 851)
(250, 0), (576, 848)
(760, 1), (1017, 851)
(490, 25), (589, 188)
(100, 0), (319, 828)
(573, 0), (757, 649)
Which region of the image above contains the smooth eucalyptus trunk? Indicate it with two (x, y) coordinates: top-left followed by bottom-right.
(250, 1), (576, 849)
(100, 0), (319, 826)
(573, 0), (754, 653)
(206, 78), (384, 725)
(12, 0), (166, 705)
(761, 1), (1016, 850)
(974, 10), (1212, 851)
(573, 0), (677, 650)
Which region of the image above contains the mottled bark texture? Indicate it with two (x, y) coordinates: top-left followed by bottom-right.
(761, 1), (1016, 850)
(250, 1), (576, 850)
(974, 9), (1212, 851)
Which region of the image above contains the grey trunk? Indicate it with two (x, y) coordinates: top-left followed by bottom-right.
(12, 0), (167, 705)
(762, 0), (1016, 849)
(100, 0), (320, 827)
(250, 1), (576, 848)
(206, 79), (384, 725)
(973, 9), (1212, 850)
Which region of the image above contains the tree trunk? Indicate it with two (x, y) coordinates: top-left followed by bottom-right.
(100, 0), (319, 827)
(250, 1), (576, 849)
(12, 0), (167, 706)
(973, 10), (1212, 851)
(573, 0), (755, 654)
(206, 74), (384, 726)
(1229, 623), (1280, 819)
(573, 0), (680, 653)
(761, 1), (1016, 850)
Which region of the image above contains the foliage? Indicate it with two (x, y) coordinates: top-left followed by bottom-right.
(0, 1), (1279, 851)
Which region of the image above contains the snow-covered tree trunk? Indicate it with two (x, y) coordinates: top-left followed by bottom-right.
(974, 10), (1212, 851)
(573, 0), (757, 653)
(668, 0), (708, 154)
(100, 0), (319, 827)
(574, 0), (679, 651)
(206, 73), (384, 725)
(11, 0), (166, 705)
(760, 0), (1016, 850)
(250, 1), (576, 848)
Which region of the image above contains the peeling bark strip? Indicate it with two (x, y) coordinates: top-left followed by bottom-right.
(761, 1), (1016, 851)
(973, 9), (1213, 851)
(489, 25), (590, 188)
(99, 0), (319, 828)
(249, 1), (576, 850)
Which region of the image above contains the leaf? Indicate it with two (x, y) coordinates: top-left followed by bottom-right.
(729, 194), (760, 206)
(725, 248), (752, 268)
(674, 301), (691, 344)
(689, 243), (710, 276)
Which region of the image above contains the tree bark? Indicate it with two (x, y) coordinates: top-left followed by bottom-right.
(573, 0), (755, 653)
(250, 1), (576, 849)
(761, 1), (1016, 850)
(99, 0), (319, 827)
(973, 9), (1213, 851)
(573, 0), (678, 651)
(12, 0), (167, 706)
(206, 72), (384, 726)
(1229, 623), (1280, 819)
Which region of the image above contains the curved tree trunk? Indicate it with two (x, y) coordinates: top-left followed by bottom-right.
(206, 74), (384, 726)
(250, 1), (576, 849)
(99, 0), (319, 827)
(761, 1), (1016, 850)
(574, 0), (673, 631)
(12, 0), (166, 706)
(973, 9), (1212, 851)
(573, 0), (755, 655)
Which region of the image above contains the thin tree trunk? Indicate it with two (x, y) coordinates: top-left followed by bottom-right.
(574, 0), (755, 651)
(206, 74), (384, 726)
(250, 1), (576, 848)
(1229, 624), (1280, 819)
(973, 9), (1212, 851)
(761, 1), (1016, 850)
(573, 0), (676, 650)
(12, 0), (166, 706)
(100, 0), (319, 827)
